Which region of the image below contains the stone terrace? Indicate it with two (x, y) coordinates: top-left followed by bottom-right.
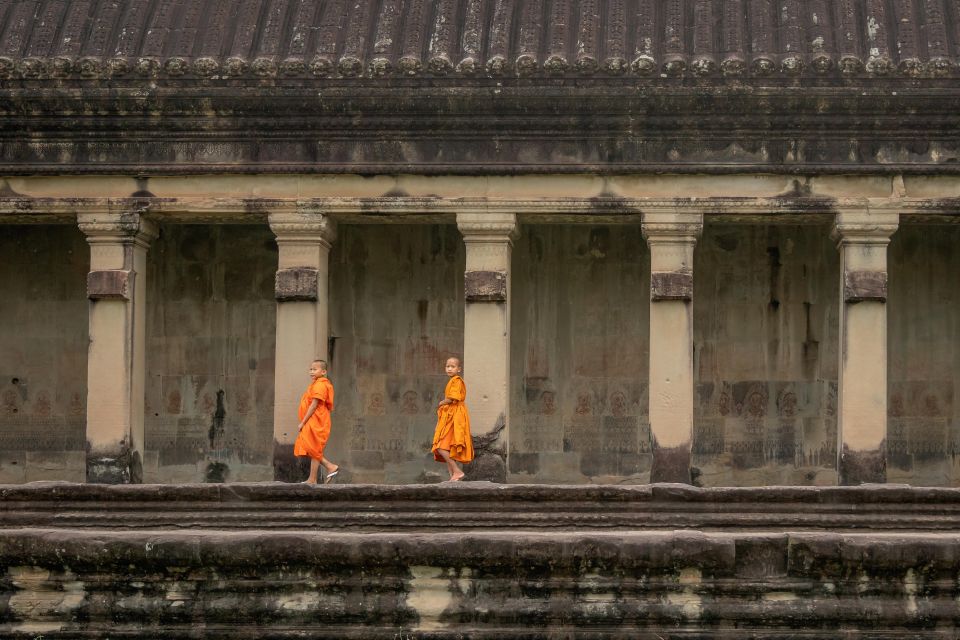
(0, 482), (959, 638)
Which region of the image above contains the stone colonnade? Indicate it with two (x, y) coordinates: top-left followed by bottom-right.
(68, 201), (905, 486)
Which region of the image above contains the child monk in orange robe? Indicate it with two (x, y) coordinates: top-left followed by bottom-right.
(294, 359), (340, 484)
(431, 356), (474, 481)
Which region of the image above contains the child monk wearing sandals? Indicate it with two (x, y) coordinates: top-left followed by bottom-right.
(294, 359), (340, 485)
(431, 356), (474, 481)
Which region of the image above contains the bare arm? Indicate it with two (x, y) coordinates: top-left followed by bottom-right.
(297, 399), (320, 431)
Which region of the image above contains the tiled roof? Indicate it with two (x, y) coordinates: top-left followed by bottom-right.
(0, 0), (959, 81)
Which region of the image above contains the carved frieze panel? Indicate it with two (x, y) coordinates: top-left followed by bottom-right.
(87, 269), (132, 300)
(465, 270), (507, 302)
(843, 270), (888, 302)
(275, 267), (318, 301)
(651, 270), (693, 301)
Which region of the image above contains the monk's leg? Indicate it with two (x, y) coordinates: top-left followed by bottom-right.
(305, 457), (321, 484)
(436, 448), (464, 481)
(320, 456), (338, 474)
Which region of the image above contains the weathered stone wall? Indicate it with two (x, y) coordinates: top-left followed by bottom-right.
(143, 225), (277, 483)
(888, 224), (960, 486)
(328, 224), (465, 483)
(0, 226), (87, 482)
(693, 224), (840, 487)
(510, 225), (651, 483)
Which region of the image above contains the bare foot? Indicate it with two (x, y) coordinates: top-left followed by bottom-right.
(449, 472), (465, 482)
(301, 480), (318, 485)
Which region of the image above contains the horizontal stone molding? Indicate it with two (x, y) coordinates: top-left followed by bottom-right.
(843, 270), (889, 302)
(3, 197), (960, 224)
(86, 270), (132, 300)
(275, 267), (319, 302)
(2, 483), (960, 532)
(650, 270), (694, 302)
(465, 270), (507, 302)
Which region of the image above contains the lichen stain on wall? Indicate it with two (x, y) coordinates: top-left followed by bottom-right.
(510, 225), (651, 484)
(144, 224), (277, 483)
(0, 226), (88, 483)
(888, 224), (960, 486)
(693, 224), (840, 486)
(7, 565), (86, 633)
(328, 224), (465, 484)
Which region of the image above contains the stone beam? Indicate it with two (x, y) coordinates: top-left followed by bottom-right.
(832, 209), (900, 485)
(77, 211), (158, 484)
(642, 210), (703, 484)
(456, 212), (519, 483)
(268, 210), (336, 482)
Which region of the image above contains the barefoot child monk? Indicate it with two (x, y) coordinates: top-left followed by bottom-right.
(294, 359), (340, 484)
(431, 356), (474, 481)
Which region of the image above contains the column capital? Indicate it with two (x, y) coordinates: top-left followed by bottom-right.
(268, 211), (337, 245)
(77, 211), (158, 247)
(832, 210), (900, 246)
(641, 210), (704, 244)
(456, 212), (519, 242)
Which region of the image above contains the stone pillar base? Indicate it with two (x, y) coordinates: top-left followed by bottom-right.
(464, 417), (507, 483)
(272, 442), (308, 483)
(649, 442), (693, 484)
(86, 446), (142, 484)
(839, 445), (886, 485)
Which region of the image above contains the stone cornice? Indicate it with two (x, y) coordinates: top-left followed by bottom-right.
(3, 84), (960, 175)
(4, 196), (960, 224)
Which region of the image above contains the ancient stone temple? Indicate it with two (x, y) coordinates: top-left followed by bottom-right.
(1, 0), (960, 636)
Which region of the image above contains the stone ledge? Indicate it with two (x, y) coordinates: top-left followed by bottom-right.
(1, 483), (960, 532)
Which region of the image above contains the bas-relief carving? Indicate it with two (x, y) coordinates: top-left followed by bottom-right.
(144, 374), (270, 472)
(330, 225), (465, 483)
(0, 380), (85, 451)
(693, 381), (837, 483)
(510, 374), (653, 480)
(348, 377), (443, 474)
(887, 381), (954, 482)
(142, 225), (276, 482)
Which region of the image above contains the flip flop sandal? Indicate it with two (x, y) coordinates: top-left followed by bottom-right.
(324, 469), (340, 484)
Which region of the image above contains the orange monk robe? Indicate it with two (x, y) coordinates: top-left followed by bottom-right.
(432, 375), (474, 463)
(293, 377), (334, 460)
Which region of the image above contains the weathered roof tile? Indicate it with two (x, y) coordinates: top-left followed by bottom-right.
(1, 0), (960, 80)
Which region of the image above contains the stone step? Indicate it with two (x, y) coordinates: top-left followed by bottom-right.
(0, 482), (959, 531)
(1, 483), (959, 637)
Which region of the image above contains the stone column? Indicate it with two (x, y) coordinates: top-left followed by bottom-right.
(642, 211), (703, 484)
(832, 209), (899, 485)
(268, 211), (336, 482)
(77, 211), (158, 484)
(456, 213), (518, 483)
